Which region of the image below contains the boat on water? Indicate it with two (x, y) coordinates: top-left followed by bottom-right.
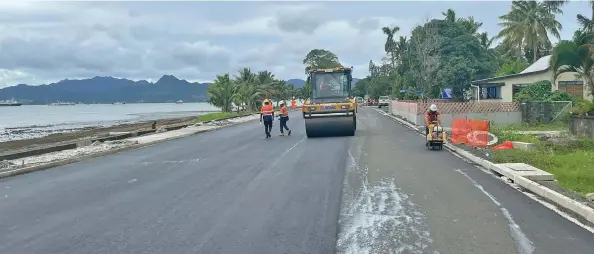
(175, 100), (183, 104)
(112, 102), (126, 105)
(49, 101), (76, 106)
(0, 98), (22, 106)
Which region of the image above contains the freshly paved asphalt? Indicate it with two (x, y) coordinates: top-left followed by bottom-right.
(0, 108), (592, 254)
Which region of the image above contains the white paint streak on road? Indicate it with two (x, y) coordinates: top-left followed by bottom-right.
(336, 149), (436, 254)
(455, 169), (535, 254)
(137, 158), (201, 165)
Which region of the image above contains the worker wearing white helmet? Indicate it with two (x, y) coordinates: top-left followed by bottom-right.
(424, 104), (441, 135)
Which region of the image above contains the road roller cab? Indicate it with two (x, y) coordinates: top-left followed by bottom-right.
(302, 67), (357, 137)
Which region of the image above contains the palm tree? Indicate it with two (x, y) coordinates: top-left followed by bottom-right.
(497, 0), (562, 62)
(382, 26), (400, 68)
(299, 82), (312, 101)
(271, 80), (292, 107)
(549, 32), (594, 98)
(206, 73), (238, 112)
(234, 67), (254, 85)
(543, 0), (568, 14)
(577, 1), (594, 33)
(478, 32), (494, 49)
(254, 71), (276, 101)
(395, 36), (408, 61)
(459, 16), (483, 35)
(236, 82), (262, 111)
(442, 8), (456, 22)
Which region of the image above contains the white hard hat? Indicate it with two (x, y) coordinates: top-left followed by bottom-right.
(429, 104), (437, 111)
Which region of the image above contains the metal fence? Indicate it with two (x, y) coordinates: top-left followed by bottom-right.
(520, 101), (573, 124)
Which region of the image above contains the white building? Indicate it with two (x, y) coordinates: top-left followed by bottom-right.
(470, 55), (592, 102)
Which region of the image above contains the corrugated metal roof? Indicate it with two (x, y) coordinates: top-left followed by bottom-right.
(471, 55), (553, 83)
(520, 55), (551, 74)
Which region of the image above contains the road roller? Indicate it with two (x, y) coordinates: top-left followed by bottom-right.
(302, 67), (357, 138)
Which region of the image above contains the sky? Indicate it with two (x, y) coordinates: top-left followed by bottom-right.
(0, 0), (590, 88)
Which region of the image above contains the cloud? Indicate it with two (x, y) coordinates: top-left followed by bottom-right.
(0, 1), (589, 87)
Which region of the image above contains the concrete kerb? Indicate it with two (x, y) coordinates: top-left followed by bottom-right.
(372, 108), (594, 225)
(0, 115), (260, 179)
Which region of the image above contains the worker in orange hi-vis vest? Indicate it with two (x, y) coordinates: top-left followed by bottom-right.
(260, 99), (274, 138)
(291, 97), (296, 109)
(278, 101), (292, 136)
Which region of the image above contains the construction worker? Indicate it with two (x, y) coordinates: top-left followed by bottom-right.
(260, 99), (274, 138)
(278, 101), (291, 136)
(425, 104), (441, 136)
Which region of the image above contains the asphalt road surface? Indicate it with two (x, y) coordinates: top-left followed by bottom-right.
(0, 107), (592, 254)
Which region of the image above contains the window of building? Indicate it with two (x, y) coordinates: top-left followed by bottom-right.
(479, 86), (501, 99)
(512, 83), (531, 98)
(558, 81), (584, 98)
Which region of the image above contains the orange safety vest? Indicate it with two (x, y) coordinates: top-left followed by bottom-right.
(261, 104), (273, 115)
(280, 105), (288, 117)
(291, 99), (296, 109)
(425, 111), (439, 125)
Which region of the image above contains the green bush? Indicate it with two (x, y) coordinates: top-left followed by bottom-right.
(195, 112), (247, 122)
(513, 80), (574, 103)
(571, 98), (594, 115)
(547, 91), (574, 102)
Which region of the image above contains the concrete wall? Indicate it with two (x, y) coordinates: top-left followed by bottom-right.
(391, 101), (419, 123)
(569, 115), (594, 138)
(439, 112), (522, 127)
(390, 100), (521, 127)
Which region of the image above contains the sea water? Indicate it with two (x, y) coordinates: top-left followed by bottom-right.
(0, 103), (219, 142)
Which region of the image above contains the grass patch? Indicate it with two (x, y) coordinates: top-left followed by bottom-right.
(491, 123), (568, 132)
(194, 112), (252, 122)
(492, 137), (594, 194)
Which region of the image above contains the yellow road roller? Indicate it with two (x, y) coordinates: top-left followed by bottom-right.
(302, 67), (357, 138)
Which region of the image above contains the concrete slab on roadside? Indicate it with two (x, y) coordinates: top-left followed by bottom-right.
(511, 141), (536, 151)
(228, 115), (260, 123)
(496, 163), (555, 181)
(511, 130), (568, 137)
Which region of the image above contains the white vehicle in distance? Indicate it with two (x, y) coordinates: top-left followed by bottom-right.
(355, 96), (364, 105)
(378, 96), (390, 108)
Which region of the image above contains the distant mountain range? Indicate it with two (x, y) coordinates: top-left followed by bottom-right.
(0, 75), (359, 104)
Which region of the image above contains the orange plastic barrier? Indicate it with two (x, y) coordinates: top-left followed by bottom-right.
(450, 118), (490, 148)
(492, 141), (513, 150)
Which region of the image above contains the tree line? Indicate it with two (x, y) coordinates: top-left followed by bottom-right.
(353, 0), (594, 105)
(209, 1), (594, 113)
(207, 49), (343, 112)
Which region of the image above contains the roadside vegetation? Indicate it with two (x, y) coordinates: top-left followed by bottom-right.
(492, 133), (594, 194)
(206, 70), (296, 113)
(194, 112), (248, 123)
(349, 1), (594, 195)
(491, 123), (568, 132)
(208, 1), (594, 111)
(206, 48), (344, 113)
(352, 1), (594, 106)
